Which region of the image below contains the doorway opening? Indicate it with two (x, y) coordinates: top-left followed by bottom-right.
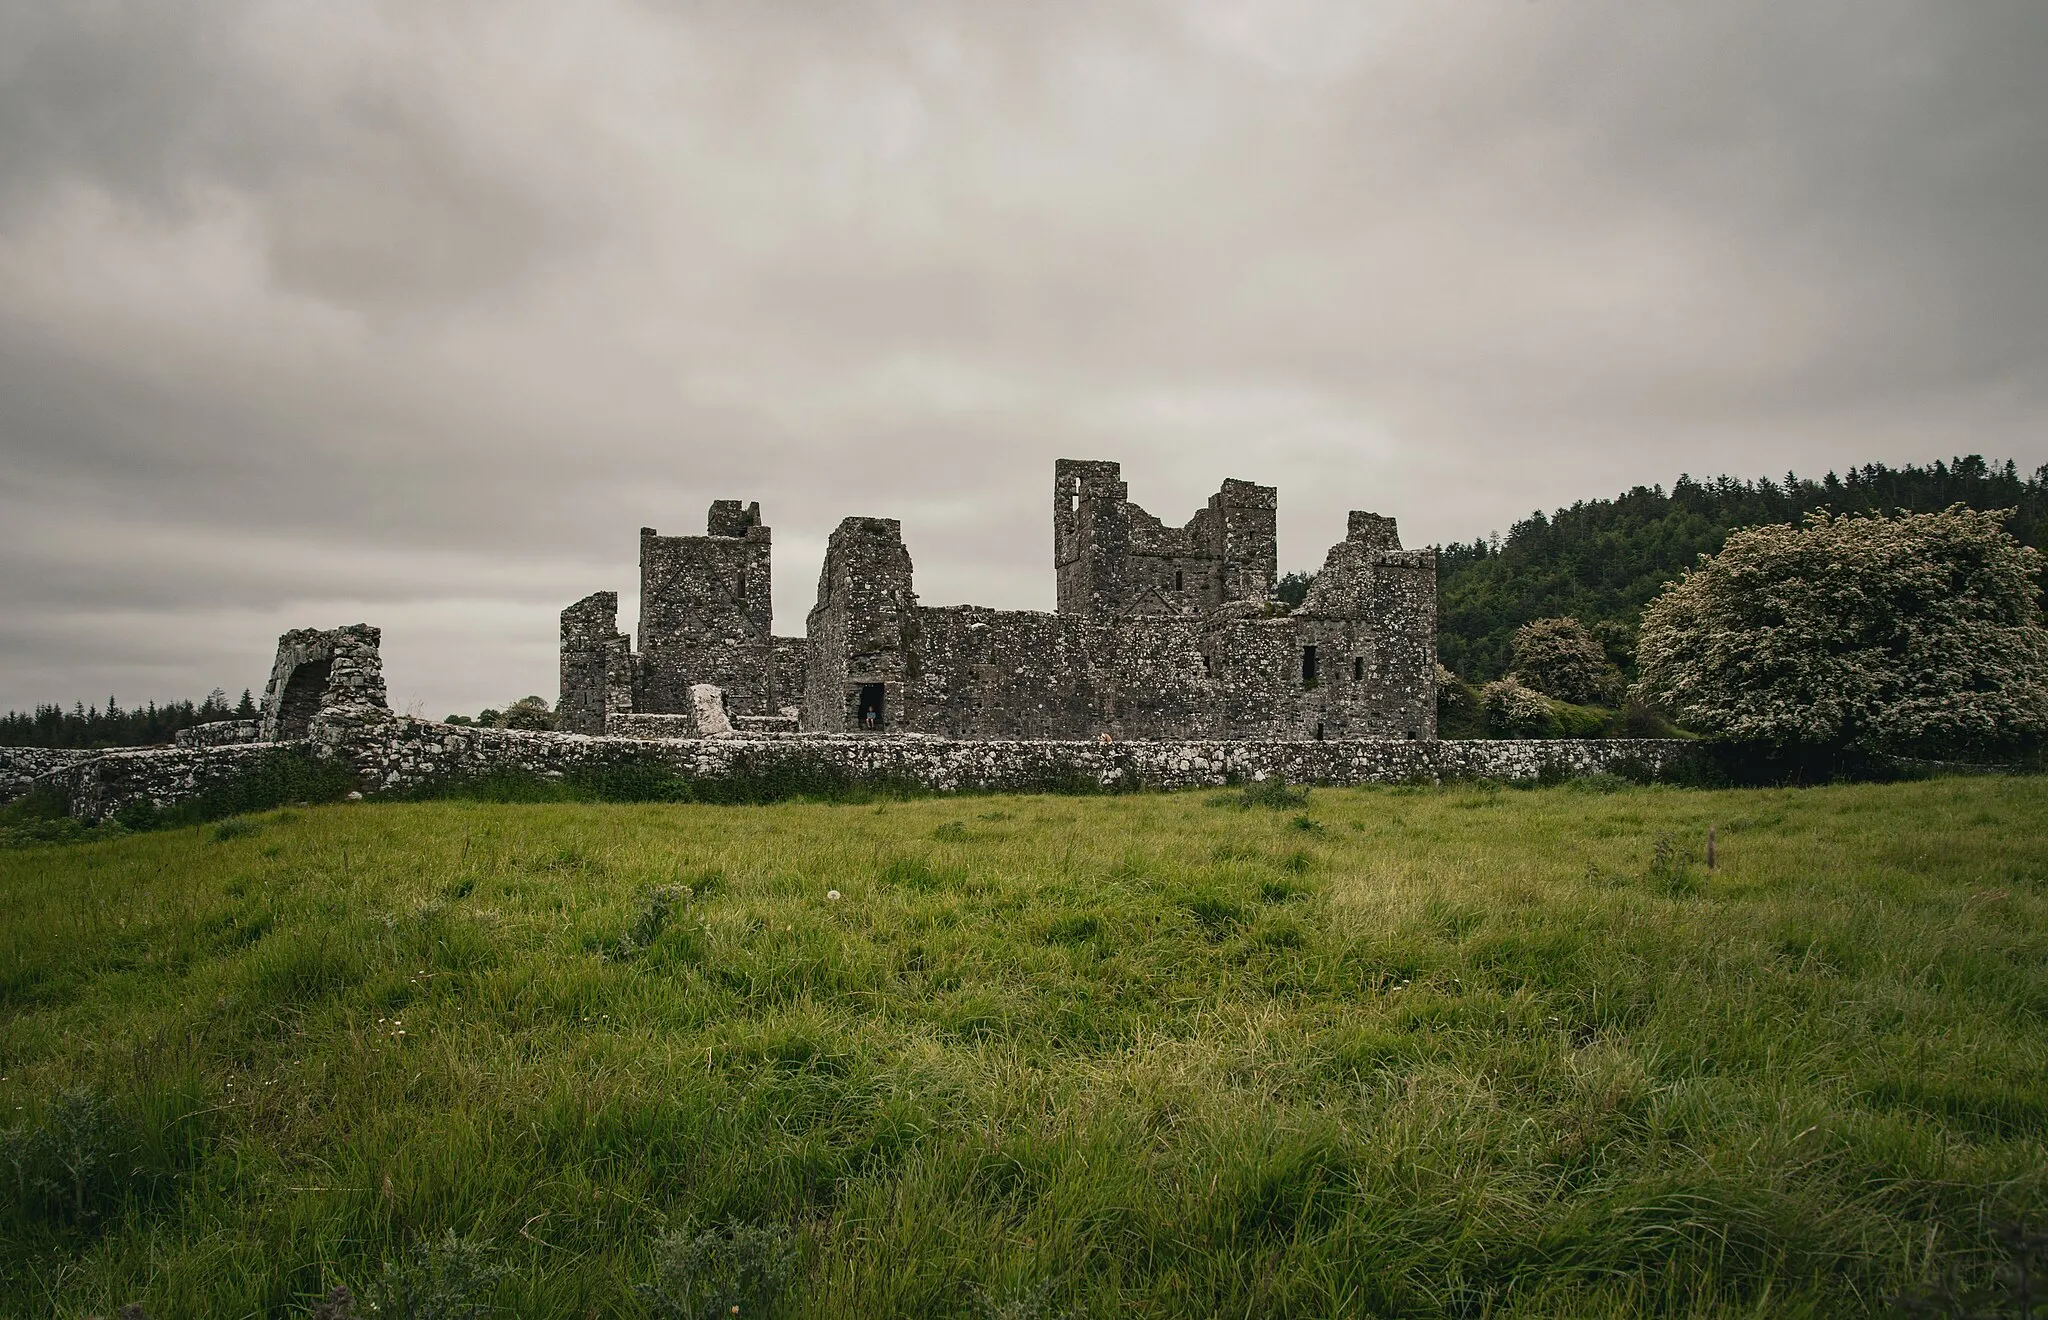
(856, 683), (886, 731)
(275, 659), (331, 740)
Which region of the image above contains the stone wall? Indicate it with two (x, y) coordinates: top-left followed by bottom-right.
(1, 747), (98, 801)
(336, 724), (1701, 800)
(559, 591), (632, 735)
(174, 719), (261, 748)
(40, 743), (296, 821)
(637, 505), (776, 717)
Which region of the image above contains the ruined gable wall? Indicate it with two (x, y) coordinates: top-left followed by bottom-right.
(636, 507), (774, 717)
(559, 591), (629, 734)
(803, 517), (916, 732)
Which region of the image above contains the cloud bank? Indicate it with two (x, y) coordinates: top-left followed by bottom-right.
(3, 1), (2045, 716)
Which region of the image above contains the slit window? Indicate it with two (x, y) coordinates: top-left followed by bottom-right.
(1301, 645), (1318, 684)
(1175, 568), (1184, 592)
(1352, 657), (1364, 682)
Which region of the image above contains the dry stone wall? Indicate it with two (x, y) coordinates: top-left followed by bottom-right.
(1, 747), (97, 800)
(174, 719), (261, 748)
(39, 743), (298, 820)
(33, 720), (1699, 821)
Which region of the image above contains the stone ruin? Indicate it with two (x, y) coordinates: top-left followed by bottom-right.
(14, 475), (1707, 821)
(560, 459), (1438, 742)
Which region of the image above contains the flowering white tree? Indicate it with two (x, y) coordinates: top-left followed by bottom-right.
(1634, 506), (2048, 758)
(1481, 675), (1558, 737)
(1509, 616), (1620, 705)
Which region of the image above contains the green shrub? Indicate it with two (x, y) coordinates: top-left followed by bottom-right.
(609, 884), (686, 962)
(1481, 677), (1561, 738)
(366, 1229), (506, 1320)
(636, 1220), (800, 1320)
(1510, 616), (1623, 705)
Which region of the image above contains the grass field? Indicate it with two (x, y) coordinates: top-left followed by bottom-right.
(3, 776), (2046, 1317)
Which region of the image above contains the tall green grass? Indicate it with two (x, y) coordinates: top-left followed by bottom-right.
(2, 778), (2045, 1316)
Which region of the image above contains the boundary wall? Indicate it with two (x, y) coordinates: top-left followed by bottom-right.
(23, 719), (1702, 821)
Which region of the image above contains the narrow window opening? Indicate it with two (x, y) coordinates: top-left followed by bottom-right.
(1315, 722), (1325, 741)
(1301, 645), (1318, 685)
(1175, 569), (1184, 592)
(1202, 652), (1213, 678)
(737, 570), (747, 599)
(1352, 656), (1364, 682)
(855, 683), (886, 731)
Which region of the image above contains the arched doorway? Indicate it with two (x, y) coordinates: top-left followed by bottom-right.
(275, 659), (332, 740)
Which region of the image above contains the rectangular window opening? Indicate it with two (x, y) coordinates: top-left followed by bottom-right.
(1301, 645), (1318, 685)
(855, 683), (886, 731)
(1352, 656), (1364, 682)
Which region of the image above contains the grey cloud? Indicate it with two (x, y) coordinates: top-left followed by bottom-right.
(2, 0), (2045, 717)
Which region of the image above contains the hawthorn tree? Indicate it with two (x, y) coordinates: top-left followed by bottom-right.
(1509, 616), (1620, 705)
(1634, 506), (2048, 759)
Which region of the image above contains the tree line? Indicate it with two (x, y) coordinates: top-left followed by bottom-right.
(0, 689), (256, 749)
(1435, 455), (2048, 682)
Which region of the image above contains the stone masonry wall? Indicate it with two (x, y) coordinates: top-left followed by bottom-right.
(560, 591), (631, 735)
(1, 747), (98, 801)
(637, 504), (775, 717)
(39, 723), (1701, 821)
(41, 743), (298, 820)
(174, 719), (262, 748)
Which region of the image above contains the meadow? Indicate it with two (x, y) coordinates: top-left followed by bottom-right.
(2, 775), (2045, 1317)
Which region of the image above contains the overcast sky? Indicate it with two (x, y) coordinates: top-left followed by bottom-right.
(4, 1), (2046, 718)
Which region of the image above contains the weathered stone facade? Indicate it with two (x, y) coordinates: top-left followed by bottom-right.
(563, 460), (1437, 742)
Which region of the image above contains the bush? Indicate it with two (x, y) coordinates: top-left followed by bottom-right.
(1635, 506), (2048, 761)
(636, 1220), (800, 1320)
(1480, 677), (1560, 738)
(1510, 617), (1622, 705)
(608, 884), (686, 961)
(2, 1088), (125, 1226)
(366, 1229), (507, 1320)
(496, 697), (558, 732)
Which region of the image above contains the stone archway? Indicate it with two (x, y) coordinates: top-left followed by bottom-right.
(258, 625), (389, 743)
(273, 658), (333, 740)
